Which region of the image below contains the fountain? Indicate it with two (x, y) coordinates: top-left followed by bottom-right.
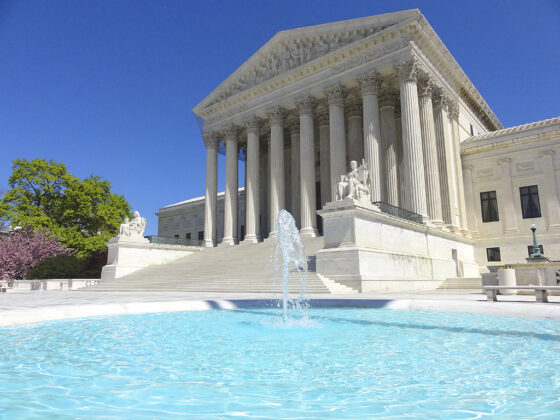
(274, 209), (308, 322)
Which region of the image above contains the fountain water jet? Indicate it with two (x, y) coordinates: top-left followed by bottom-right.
(274, 209), (308, 322)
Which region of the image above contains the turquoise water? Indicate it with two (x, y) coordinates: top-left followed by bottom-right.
(1, 307), (560, 418)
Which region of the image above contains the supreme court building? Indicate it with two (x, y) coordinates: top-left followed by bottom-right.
(159, 10), (559, 286)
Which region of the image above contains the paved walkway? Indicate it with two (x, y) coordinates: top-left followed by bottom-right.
(1, 289), (560, 326)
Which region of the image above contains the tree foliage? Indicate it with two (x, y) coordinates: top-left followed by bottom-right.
(0, 228), (70, 280)
(0, 159), (131, 257)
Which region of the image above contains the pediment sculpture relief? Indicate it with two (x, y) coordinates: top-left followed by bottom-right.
(208, 26), (388, 106)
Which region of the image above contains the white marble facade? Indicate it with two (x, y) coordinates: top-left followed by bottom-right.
(192, 10), (500, 248)
(157, 189), (246, 244)
(158, 10), (559, 273)
(461, 117), (560, 266)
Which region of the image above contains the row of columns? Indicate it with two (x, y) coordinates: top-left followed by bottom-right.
(203, 58), (467, 246)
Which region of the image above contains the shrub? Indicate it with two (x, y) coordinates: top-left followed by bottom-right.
(26, 254), (84, 279)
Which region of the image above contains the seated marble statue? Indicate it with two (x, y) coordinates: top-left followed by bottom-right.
(119, 211), (147, 238)
(336, 159), (371, 203)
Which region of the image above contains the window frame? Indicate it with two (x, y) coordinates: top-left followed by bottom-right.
(486, 247), (501, 262)
(520, 185), (542, 219)
(480, 190), (499, 223)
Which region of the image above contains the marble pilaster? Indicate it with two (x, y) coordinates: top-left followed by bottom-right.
(462, 165), (478, 236)
(539, 150), (560, 229)
(497, 158), (519, 233)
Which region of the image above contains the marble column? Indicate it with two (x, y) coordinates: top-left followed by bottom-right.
(221, 124), (239, 246)
(449, 103), (468, 232)
(259, 137), (269, 238)
(346, 91), (364, 164)
(418, 76), (443, 224)
(203, 133), (218, 247)
(395, 59), (428, 219)
(242, 116), (260, 243)
(297, 95), (318, 237)
(268, 107), (285, 237)
(497, 158), (519, 233)
(359, 72), (382, 203)
(462, 165), (478, 236)
(539, 150), (560, 229)
(379, 90), (399, 207)
(325, 84), (346, 201)
(318, 104), (331, 207)
(432, 90), (454, 226)
(395, 101), (407, 210)
(289, 117), (301, 228)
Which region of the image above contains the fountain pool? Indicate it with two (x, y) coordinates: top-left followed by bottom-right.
(2, 307), (560, 418)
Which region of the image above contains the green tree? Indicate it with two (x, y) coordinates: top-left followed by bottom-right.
(0, 159), (131, 257)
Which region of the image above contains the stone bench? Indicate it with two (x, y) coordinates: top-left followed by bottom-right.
(483, 286), (560, 303)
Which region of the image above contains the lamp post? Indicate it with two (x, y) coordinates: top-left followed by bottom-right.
(529, 224), (547, 261)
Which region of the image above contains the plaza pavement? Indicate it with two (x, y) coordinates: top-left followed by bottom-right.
(1, 289), (560, 327)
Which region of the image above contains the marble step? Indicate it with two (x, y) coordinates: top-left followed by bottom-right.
(438, 277), (483, 289)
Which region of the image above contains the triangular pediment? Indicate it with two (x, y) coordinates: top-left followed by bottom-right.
(194, 9), (420, 113)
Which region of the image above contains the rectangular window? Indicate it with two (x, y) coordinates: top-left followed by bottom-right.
(198, 231), (204, 241)
(520, 185), (541, 218)
(174, 234), (179, 239)
(480, 191), (499, 222)
(186, 233), (191, 240)
(486, 247), (501, 262)
(527, 245), (544, 257)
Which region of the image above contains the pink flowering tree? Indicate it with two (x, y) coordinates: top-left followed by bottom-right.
(0, 228), (70, 283)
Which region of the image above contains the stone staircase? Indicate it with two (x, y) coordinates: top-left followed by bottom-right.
(438, 277), (483, 290)
(85, 237), (356, 294)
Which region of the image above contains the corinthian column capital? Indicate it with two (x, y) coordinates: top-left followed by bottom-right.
(432, 87), (449, 109)
(325, 84), (346, 106)
(243, 115), (260, 135)
(267, 106), (284, 125)
(296, 95), (315, 115)
(378, 89), (399, 108)
(394, 58), (419, 83)
(202, 132), (219, 149)
(448, 101), (459, 120)
(358, 71), (381, 96)
(224, 124), (239, 143)
(417, 75), (434, 97)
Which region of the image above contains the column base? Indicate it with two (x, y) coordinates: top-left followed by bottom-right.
(300, 227), (318, 238)
(241, 235), (260, 244)
(268, 231), (277, 239)
(219, 237), (236, 247)
(203, 239), (215, 248)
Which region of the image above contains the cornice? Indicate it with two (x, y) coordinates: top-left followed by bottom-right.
(461, 117), (560, 156)
(195, 11), (502, 135)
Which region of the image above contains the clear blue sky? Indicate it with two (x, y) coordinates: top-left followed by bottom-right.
(1, 0), (559, 235)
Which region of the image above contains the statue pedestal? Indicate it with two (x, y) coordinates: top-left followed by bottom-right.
(100, 236), (198, 282)
(316, 199), (479, 292)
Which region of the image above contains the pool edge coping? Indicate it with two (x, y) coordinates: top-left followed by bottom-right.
(2, 297), (560, 327)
